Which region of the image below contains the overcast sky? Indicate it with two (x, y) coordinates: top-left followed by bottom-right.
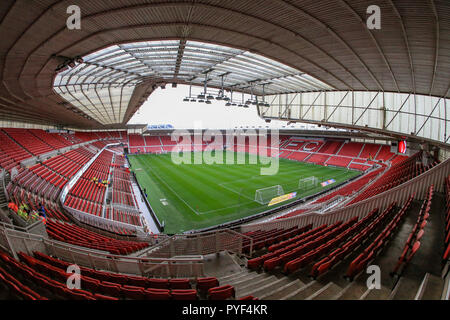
(128, 84), (313, 130)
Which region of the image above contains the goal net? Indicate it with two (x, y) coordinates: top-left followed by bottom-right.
(298, 176), (319, 191)
(254, 185), (285, 204)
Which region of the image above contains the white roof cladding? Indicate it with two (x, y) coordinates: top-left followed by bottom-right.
(53, 40), (334, 125)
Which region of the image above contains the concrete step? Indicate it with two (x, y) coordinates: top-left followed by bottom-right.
(283, 280), (324, 300)
(227, 272), (268, 287)
(218, 270), (250, 283)
(260, 279), (304, 300)
(241, 277), (292, 299)
(227, 252), (247, 268)
(415, 273), (444, 300)
(360, 285), (391, 300)
(389, 276), (421, 300)
(235, 275), (278, 297)
(335, 279), (368, 300)
(306, 282), (342, 300)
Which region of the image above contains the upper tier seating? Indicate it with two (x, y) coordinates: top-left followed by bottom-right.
(306, 153), (330, 166)
(318, 141), (343, 155)
(75, 132), (99, 142)
(326, 156), (352, 168)
(0, 130), (31, 171)
(3, 128), (53, 156)
(376, 145), (396, 162)
(144, 136), (162, 146)
(338, 142), (364, 157)
(286, 151), (310, 162)
(160, 136), (177, 146)
(129, 134), (145, 147)
(28, 129), (73, 149)
(359, 143), (380, 159)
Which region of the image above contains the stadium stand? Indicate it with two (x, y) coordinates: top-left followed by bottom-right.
(390, 186), (433, 276)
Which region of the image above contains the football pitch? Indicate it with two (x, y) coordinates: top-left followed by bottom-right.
(128, 151), (360, 234)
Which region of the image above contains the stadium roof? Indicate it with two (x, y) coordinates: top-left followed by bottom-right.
(53, 40), (332, 125)
(0, 0), (449, 129)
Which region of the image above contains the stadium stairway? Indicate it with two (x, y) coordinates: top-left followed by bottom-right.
(233, 191), (448, 300)
(336, 193), (446, 300)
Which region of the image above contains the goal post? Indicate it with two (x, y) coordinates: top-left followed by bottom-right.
(298, 176), (319, 191)
(254, 185), (284, 204)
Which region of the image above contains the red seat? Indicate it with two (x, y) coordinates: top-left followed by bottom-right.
(144, 288), (171, 300)
(148, 278), (169, 289)
(122, 285), (146, 300)
(81, 276), (100, 292)
(208, 285), (235, 300)
(196, 277), (219, 293)
(99, 281), (122, 297)
(169, 279), (191, 289)
(171, 289), (198, 300)
(94, 293), (119, 300)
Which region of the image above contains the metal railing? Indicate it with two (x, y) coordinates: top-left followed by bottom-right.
(0, 223), (204, 278)
(146, 228), (254, 258)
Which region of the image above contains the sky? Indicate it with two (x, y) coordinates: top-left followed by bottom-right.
(128, 84), (315, 130)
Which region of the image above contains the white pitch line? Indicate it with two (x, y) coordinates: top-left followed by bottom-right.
(144, 162), (203, 215)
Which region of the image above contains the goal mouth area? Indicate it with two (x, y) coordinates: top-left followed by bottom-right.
(254, 185), (285, 205)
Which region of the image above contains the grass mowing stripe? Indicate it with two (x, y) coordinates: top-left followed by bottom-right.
(128, 151), (360, 234)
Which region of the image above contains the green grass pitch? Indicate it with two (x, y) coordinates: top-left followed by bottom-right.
(128, 151), (360, 234)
